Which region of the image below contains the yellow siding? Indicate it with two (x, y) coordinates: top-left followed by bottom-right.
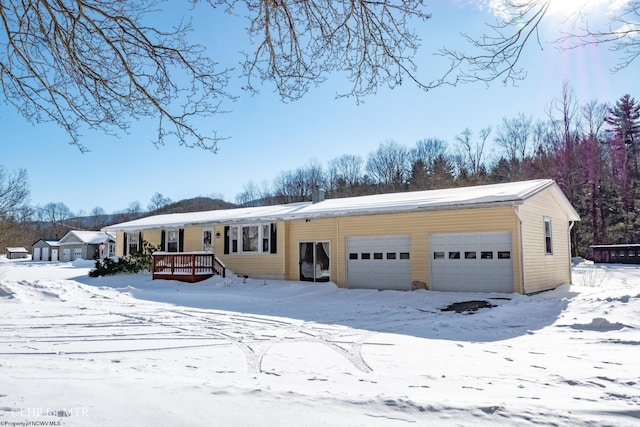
(183, 226), (203, 251)
(213, 222), (288, 280)
(287, 207), (520, 291)
(142, 229), (161, 249)
(115, 231), (125, 256)
(518, 191), (573, 293)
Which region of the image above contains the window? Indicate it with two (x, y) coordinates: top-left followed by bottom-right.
(448, 251), (460, 259)
(374, 252), (383, 260)
(361, 253), (371, 260)
(498, 251), (511, 259)
(202, 229), (213, 252)
(349, 253), (358, 260)
(481, 251), (493, 259)
(243, 226), (259, 252)
(226, 223), (275, 254)
(386, 252), (397, 260)
(544, 218), (553, 255)
(262, 224), (270, 252)
(166, 230), (179, 252)
(230, 227), (238, 252)
(465, 251), (477, 259)
(126, 231), (140, 255)
(434, 252), (445, 259)
(399, 252), (410, 260)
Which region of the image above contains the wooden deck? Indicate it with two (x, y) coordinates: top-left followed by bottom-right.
(151, 252), (226, 283)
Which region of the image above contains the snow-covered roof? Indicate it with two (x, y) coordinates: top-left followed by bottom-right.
(6, 247), (28, 253)
(59, 231), (116, 245)
(103, 179), (580, 232)
(32, 239), (60, 247)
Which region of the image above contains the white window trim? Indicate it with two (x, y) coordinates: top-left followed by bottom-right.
(202, 228), (214, 252)
(228, 223), (271, 254)
(164, 228), (180, 252)
(126, 231), (140, 255)
(544, 217), (553, 255)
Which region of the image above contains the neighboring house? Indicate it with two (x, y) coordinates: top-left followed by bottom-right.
(58, 231), (116, 262)
(5, 247), (29, 259)
(102, 179), (580, 294)
(32, 239), (60, 261)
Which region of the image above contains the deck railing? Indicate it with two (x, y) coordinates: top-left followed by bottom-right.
(151, 252), (225, 282)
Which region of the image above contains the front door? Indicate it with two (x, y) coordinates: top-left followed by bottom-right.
(299, 242), (330, 282)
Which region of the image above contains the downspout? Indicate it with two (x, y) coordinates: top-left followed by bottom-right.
(512, 204), (525, 294)
(568, 221), (575, 285)
(336, 217), (341, 288)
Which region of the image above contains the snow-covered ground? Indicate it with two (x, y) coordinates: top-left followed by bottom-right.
(0, 257), (638, 426)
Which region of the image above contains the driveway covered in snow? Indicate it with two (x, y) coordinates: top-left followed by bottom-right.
(0, 259), (639, 426)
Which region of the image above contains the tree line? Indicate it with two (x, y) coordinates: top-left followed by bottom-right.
(235, 84), (640, 256)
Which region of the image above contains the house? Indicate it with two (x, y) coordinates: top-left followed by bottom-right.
(57, 231), (116, 261)
(5, 247), (29, 259)
(102, 179), (580, 294)
(32, 239), (60, 261)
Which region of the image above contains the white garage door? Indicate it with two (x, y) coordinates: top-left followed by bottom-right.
(41, 247), (49, 261)
(346, 235), (411, 290)
(430, 232), (514, 293)
(33, 247), (41, 261)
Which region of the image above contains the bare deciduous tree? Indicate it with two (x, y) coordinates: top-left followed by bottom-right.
(495, 113), (533, 162)
(327, 154), (364, 193)
(0, 0), (233, 152)
(40, 202), (72, 238)
(0, 166), (29, 218)
(0, 166), (30, 248)
(1, 0), (432, 152)
(148, 193), (172, 212)
(366, 140), (409, 191)
(438, 0), (640, 86)
(455, 127), (491, 178)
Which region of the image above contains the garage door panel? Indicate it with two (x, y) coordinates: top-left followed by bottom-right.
(347, 236), (410, 291)
(431, 232), (514, 293)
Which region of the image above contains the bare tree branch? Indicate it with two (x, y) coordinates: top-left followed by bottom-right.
(556, 1), (640, 72)
(437, 0), (639, 87)
(208, 0), (432, 102)
(0, 0), (233, 152)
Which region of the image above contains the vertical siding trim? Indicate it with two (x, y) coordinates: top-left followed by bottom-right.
(513, 204), (525, 294)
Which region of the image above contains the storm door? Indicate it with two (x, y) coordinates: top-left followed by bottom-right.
(299, 241), (330, 282)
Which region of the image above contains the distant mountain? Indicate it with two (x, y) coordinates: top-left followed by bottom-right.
(58, 197), (237, 232)
(152, 197), (236, 215)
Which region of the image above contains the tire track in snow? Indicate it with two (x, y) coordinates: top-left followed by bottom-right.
(1, 302), (383, 375)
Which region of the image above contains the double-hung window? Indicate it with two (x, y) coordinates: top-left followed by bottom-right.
(126, 231), (140, 255)
(544, 217), (553, 255)
(166, 230), (179, 252)
(226, 223), (276, 254)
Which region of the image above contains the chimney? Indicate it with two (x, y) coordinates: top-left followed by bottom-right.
(312, 187), (325, 204)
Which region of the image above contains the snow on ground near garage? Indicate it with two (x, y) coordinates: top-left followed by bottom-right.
(0, 257), (638, 426)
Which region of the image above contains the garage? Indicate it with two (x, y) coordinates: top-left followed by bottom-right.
(430, 232), (514, 293)
(33, 247), (41, 261)
(346, 235), (411, 290)
(41, 247), (49, 261)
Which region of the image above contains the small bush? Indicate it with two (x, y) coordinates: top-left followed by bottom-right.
(89, 240), (156, 277)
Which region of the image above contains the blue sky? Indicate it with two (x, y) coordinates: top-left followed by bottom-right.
(1, 0), (638, 215)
